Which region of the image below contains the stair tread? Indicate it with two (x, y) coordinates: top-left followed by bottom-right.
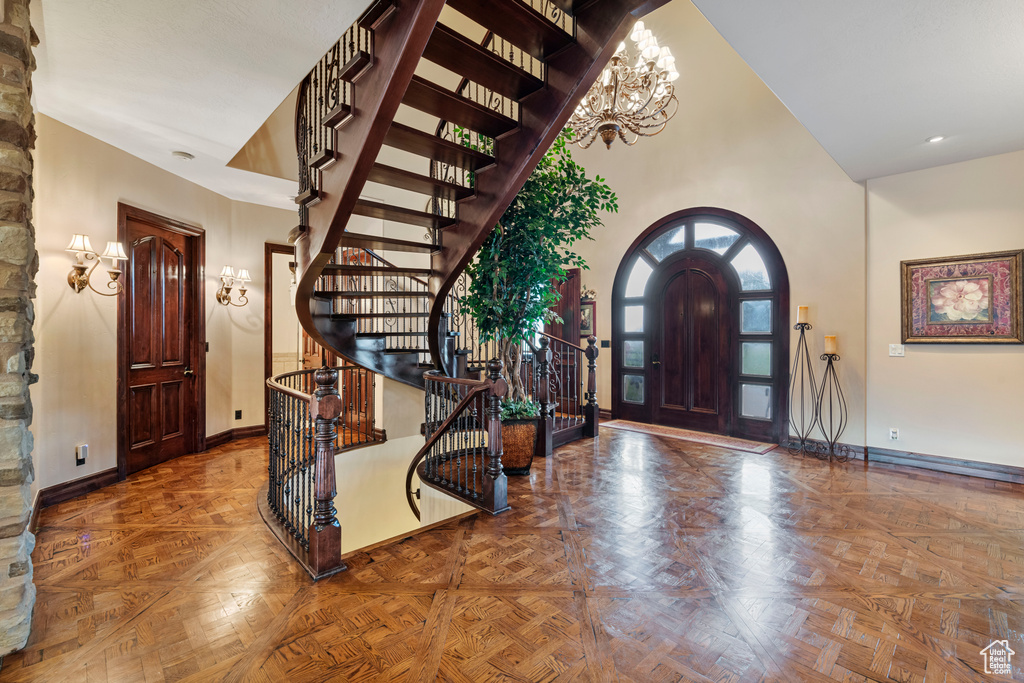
(354, 199), (456, 230)
(362, 332), (428, 338)
(315, 290), (431, 298)
(384, 122), (495, 171)
(549, 0), (597, 15)
(333, 312), (429, 318)
(368, 163), (474, 202)
(445, 0), (573, 60)
(322, 265), (432, 275)
(404, 75), (518, 139)
(338, 233), (440, 254)
(424, 23), (545, 101)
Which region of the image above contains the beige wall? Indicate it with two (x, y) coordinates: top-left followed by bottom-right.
(33, 115), (294, 493)
(574, 1), (868, 444)
(866, 149), (1024, 465)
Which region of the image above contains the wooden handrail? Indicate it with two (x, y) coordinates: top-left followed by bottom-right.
(422, 370), (485, 387)
(405, 380), (490, 519)
(539, 331), (584, 353)
(265, 375), (311, 403)
(358, 247), (430, 288)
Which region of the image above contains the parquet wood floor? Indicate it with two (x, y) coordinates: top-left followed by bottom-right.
(4, 430), (1023, 681)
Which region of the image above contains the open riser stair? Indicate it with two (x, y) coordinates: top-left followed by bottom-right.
(269, 0), (669, 577)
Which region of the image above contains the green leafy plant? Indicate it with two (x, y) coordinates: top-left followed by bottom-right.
(499, 399), (540, 421)
(462, 128), (618, 405)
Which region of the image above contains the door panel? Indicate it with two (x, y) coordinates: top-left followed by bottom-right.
(162, 242), (185, 365)
(129, 385), (156, 448)
(660, 274), (687, 409)
(130, 237), (155, 368)
(650, 257), (731, 433)
(123, 214), (200, 476)
(690, 270), (719, 413)
(161, 381), (184, 438)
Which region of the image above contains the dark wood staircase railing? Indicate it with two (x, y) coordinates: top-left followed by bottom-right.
(262, 366), (385, 580)
(405, 361), (510, 520)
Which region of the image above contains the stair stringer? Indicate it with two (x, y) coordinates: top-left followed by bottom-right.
(294, 0), (447, 387)
(425, 0), (667, 367)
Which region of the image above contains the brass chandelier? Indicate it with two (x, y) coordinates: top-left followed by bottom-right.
(569, 21), (679, 149)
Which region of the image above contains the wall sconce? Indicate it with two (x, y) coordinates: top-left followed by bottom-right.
(216, 266), (250, 307)
(66, 234), (128, 296)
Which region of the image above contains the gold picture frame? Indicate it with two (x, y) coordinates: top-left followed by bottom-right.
(900, 249), (1022, 343)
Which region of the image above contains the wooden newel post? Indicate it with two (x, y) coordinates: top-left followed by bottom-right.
(535, 337), (554, 458)
(583, 335), (600, 438)
(308, 366), (345, 577)
(483, 359), (510, 514)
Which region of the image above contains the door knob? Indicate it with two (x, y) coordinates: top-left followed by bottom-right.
(651, 354), (661, 367)
(183, 368), (195, 377)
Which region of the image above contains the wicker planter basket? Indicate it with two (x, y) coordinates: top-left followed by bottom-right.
(501, 418), (538, 475)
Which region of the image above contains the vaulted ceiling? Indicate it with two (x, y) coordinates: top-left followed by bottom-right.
(692, 0), (1024, 181)
(31, 0), (1024, 208)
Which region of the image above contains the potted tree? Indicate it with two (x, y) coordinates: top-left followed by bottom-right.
(462, 129), (617, 474)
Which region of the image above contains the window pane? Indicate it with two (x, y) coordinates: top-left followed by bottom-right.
(741, 384), (772, 419)
(731, 244), (771, 291)
(644, 225), (686, 262)
(740, 300), (772, 334)
(623, 374), (645, 403)
(741, 342), (772, 377)
(624, 258), (653, 298)
(624, 305), (644, 333)
(623, 340), (644, 368)
(693, 222), (739, 254)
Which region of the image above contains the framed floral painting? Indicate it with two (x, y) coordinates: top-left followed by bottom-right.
(901, 250), (1022, 343)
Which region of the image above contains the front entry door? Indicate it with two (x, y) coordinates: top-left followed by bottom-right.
(649, 257), (732, 433)
(119, 205), (204, 478)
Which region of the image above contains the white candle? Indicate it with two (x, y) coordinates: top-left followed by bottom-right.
(824, 335), (837, 355)
(797, 306), (808, 324)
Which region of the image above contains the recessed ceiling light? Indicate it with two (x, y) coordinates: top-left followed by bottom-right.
(926, 136), (945, 143)
(171, 150), (195, 161)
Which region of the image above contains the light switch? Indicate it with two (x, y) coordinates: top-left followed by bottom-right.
(889, 344), (905, 357)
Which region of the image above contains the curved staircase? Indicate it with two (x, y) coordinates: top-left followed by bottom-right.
(267, 0), (668, 578)
(291, 0), (668, 386)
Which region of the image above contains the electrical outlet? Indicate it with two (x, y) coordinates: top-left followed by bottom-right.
(600, 339), (610, 348)
(75, 444), (88, 466)
(889, 428), (899, 440)
(889, 344), (905, 357)
(235, 410), (242, 420)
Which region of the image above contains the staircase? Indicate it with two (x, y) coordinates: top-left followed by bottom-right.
(291, 0), (668, 387)
(266, 0), (668, 579)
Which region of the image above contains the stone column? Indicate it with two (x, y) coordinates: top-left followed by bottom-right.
(0, 0), (36, 661)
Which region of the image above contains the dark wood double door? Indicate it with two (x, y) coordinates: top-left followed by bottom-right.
(647, 256), (732, 433)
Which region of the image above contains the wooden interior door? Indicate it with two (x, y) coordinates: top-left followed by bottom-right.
(545, 267), (580, 341)
(118, 205), (205, 478)
(544, 268), (581, 414)
(649, 257), (732, 434)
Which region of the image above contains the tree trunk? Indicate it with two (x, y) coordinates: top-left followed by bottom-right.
(499, 338), (527, 403)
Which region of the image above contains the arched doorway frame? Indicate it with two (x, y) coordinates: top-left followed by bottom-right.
(610, 207), (790, 442)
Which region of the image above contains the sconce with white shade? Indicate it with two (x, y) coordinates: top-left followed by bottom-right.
(216, 266), (250, 307)
(66, 234), (128, 296)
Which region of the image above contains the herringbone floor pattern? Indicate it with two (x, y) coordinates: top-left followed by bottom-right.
(3, 429), (1023, 681)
